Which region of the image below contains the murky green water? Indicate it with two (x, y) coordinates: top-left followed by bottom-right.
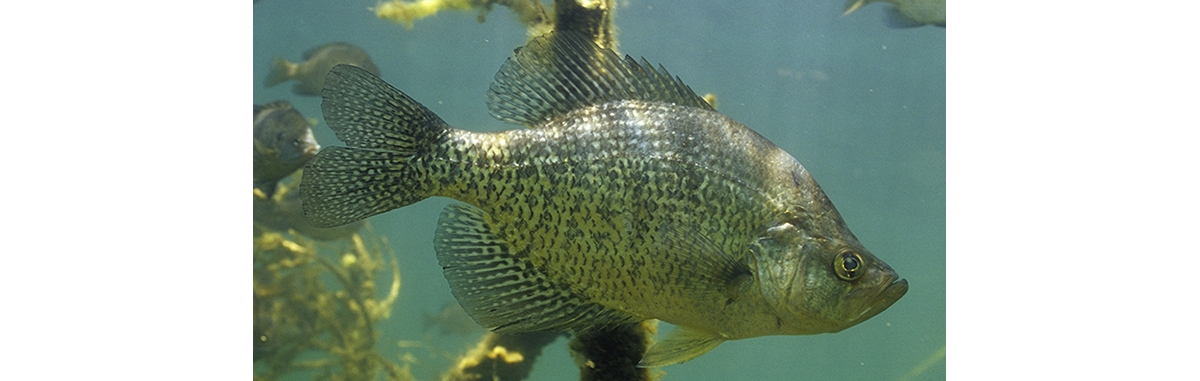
(254, 1), (944, 380)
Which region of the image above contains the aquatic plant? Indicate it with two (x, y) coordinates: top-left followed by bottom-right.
(374, 0), (550, 31)
(253, 223), (407, 381)
(439, 332), (562, 381)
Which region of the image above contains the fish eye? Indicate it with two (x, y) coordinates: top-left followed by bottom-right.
(834, 251), (863, 281)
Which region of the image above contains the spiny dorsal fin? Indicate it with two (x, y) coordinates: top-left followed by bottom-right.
(487, 31), (714, 127)
(638, 325), (726, 367)
(434, 203), (638, 333)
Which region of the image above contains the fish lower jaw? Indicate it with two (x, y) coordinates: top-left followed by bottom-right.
(850, 305), (876, 322)
(846, 278), (909, 325)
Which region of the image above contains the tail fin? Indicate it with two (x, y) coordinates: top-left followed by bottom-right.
(300, 64), (450, 228)
(265, 57), (294, 87)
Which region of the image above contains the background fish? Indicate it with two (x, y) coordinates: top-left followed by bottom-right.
(843, 0), (945, 28)
(422, 302), (483, 336)
(254, 100), (319, 196)
(265, 42), (381, 96)
(301, 31), (907, 367)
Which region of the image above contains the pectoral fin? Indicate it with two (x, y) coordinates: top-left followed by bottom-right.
(637, 326), (726, 367)
(657, 222), (754, 303)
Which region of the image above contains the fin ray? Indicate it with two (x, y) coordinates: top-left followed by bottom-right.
(487, 31), (714, 126)
(638, 326), (726, 367)
(657, 223), (754, 302)
(321, 64), (448, 152)
(435, 203), (638, 333)
(300, 64), (447, 227)
(299, 147), (409, 227)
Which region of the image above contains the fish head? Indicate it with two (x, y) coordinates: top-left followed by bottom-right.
(749, 221), (907, 334)
(284, 125), (321, 164)
(255, 107), (321, 166)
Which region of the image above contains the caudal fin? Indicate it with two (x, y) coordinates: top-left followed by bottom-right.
(300, 64), (449, 228)
(265, 57), (293, 87)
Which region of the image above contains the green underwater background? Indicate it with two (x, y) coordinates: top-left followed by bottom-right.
(254, 1), (945, 380)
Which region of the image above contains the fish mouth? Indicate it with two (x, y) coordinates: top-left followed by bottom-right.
(303, 144), (320, 157)
(848, 277), (909, 324)
(299, 140), (321, 159)
(881, 277), (909, 301)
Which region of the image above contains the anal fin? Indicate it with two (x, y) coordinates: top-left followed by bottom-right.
(434, 203), (636, 334)
(638, 325), (726, 367)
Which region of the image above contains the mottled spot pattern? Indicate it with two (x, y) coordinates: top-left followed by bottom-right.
(417, 100), (831, 337)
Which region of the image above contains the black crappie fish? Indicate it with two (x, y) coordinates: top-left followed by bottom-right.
(301, 31), (907, 367)
(254, 100), (319, 196)
(266, 42), (381, 96)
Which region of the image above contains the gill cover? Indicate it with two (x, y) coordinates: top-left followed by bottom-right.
(748, 222), (807, 311)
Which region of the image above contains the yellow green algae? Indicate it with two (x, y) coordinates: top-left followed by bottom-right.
(440, 332), (563, 381)
(252, 215), (408, 381)
(375, 0), (551, 32)
(373, 0), (617, 51)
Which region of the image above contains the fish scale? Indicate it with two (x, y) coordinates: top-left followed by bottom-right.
(301, 31), (907, 368)
(444, 98), (806, 332)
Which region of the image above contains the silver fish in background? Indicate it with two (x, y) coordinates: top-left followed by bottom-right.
(844, 0), (946, 28)
(301, 31), (907, 367)
(254, 100), (319, 196)
(266, 42), (381, 96)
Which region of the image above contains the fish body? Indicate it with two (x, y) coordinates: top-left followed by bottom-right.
(266, 42), (380, 96)
(254, 100), (320, 196)
(301, 32), (906, 366)
(844, 0), (946, 28)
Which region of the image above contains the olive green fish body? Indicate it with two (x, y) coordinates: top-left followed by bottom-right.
(302, 32), (907, 367)
(431, 101), (813, 338)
